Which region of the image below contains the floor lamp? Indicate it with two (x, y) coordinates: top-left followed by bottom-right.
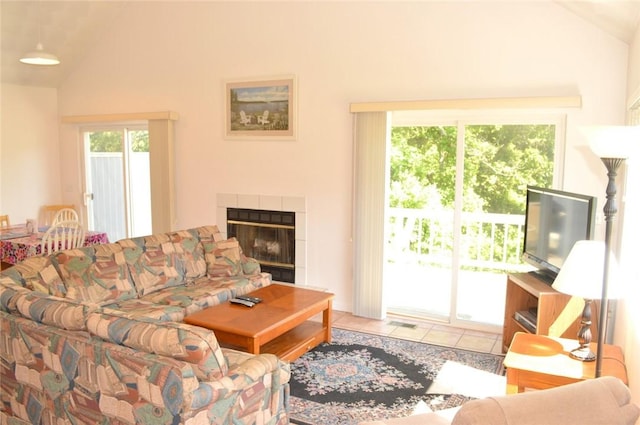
(582, 125), (640, 377)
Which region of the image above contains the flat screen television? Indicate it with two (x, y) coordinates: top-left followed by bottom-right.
(522, 186), (597, 284)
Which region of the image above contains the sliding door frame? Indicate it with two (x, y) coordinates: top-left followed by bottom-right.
(351, 96), (580, 324)
(62, 111), (178, 234)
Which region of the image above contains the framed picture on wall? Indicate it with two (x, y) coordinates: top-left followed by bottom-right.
(224, 76), (297, 140)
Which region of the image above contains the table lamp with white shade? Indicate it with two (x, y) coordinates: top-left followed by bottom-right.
(552, 240), (605, 361)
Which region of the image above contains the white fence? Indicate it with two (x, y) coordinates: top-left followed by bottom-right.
(89, 153), (151, 241)
(387, 208), (529, 272)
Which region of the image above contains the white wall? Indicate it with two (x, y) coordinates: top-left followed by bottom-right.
(0, 84), (60, 224)
(616, 23), (640, 416)
(57, 1), (630, 314)
(628, 25), (640, 104)
(3, 0), (638, 410)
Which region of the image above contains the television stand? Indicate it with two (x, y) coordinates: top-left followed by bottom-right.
(528, 269), (556, 285)
(501, 273), (599, 353)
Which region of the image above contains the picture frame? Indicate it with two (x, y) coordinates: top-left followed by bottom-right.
(224, 75), (297, 140)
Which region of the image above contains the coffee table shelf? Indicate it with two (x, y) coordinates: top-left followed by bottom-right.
(256, 321), (325, 361)
(184, 284), (334, 362)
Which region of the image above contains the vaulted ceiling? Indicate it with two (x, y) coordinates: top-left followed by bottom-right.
(1, 1), (128, 88)
(1, 1), (639, 89)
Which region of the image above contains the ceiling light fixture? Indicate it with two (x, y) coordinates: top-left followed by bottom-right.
(20, 1), (60, 66)
(20, 43), (60, 66)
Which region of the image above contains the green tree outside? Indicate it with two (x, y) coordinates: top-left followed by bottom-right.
(390, 124), (554, 213)
(389, 124), (555, 270)
(89, 130), (149, 153)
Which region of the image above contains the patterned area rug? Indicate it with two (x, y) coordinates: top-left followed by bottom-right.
(289, 329), (504, 425)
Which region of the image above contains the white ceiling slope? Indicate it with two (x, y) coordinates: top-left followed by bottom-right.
(1, 1), (639, 89)
(0, 1), (128, 88)
(554, 0), (640, 43)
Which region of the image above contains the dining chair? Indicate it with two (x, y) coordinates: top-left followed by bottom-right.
(0, 215), (9, 227)
(40, 204), (76, 227)
(40, 220), (85, 255)
(52, 208), (79, 225)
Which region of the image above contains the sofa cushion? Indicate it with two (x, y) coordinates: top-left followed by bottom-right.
(118, 235), (186, 297)
(203, 237), (244, 277)
(85, 311), (228, 381)
(191, 225), (240, 276)
(192, 225), (263, 277)
(139, 278), (233, 316)
(227, 273), (273, 298)
(51, 244), (137, 305)
(100, 299), (186, 322)
(169, 229), (207, 279)
(241, 254), (261, 275)
(2, 256), (66, 297)
(192, 225), (223, 242)
(451, 376), (639, 425)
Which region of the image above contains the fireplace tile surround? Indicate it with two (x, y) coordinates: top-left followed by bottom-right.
(216, 193), (306, 285)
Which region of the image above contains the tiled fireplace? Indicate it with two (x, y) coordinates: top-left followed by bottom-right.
(216, 194), (306, 284)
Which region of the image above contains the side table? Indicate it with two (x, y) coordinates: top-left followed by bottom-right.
(503, 332), (627, 394)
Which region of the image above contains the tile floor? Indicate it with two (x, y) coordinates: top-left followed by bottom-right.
(329, 310), (504, 356)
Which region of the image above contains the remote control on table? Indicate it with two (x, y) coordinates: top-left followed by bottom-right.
(229, 298), (255, 307)
(236, 295), (262, 304)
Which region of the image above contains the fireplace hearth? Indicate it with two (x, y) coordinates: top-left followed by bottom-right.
(227, 208), (295, 283)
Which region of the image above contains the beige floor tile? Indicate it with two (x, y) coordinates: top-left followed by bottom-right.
(456, 334), (497, 353)
(333, 314), (373, 327)
(422, 329), (462, 347)
(491, 341), (505, 356)
(389, 326), (429, 341)
(387, 318), (434, 333)
(430, 323), (466, 334)
(463, 329), (499, 340)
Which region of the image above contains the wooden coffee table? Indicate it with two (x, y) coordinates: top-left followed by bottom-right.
(184, 284), (334, 361)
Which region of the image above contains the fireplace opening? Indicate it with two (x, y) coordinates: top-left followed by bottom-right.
(227, 208), (295, 283)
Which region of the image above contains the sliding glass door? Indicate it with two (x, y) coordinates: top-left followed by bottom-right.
(385, 113), (560, 329)
(385, 125), (457, 319)
(82, 126), (151, 242)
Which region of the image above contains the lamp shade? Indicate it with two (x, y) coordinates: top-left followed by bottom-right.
(581, 126), (640, 159)
(552, 240), (605, 300)
(20, 43), (60, 66)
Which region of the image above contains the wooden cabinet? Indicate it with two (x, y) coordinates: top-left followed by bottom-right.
(502, 273), (599, 353)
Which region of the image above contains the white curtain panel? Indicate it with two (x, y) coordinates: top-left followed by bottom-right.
(352, 111), (390, 319)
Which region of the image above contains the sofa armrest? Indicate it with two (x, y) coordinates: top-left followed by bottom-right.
(0, 277), (30, 313)
(452, 376), (640, 425)
(192, 352), (290, 423)
(14, 291), (93, 331)
(1, 256), (67, 297)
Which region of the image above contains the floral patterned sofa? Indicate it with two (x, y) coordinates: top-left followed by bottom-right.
(0, 225), (290, 425)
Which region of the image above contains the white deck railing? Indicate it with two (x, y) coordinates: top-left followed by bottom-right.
(387, 208), (530, 272)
